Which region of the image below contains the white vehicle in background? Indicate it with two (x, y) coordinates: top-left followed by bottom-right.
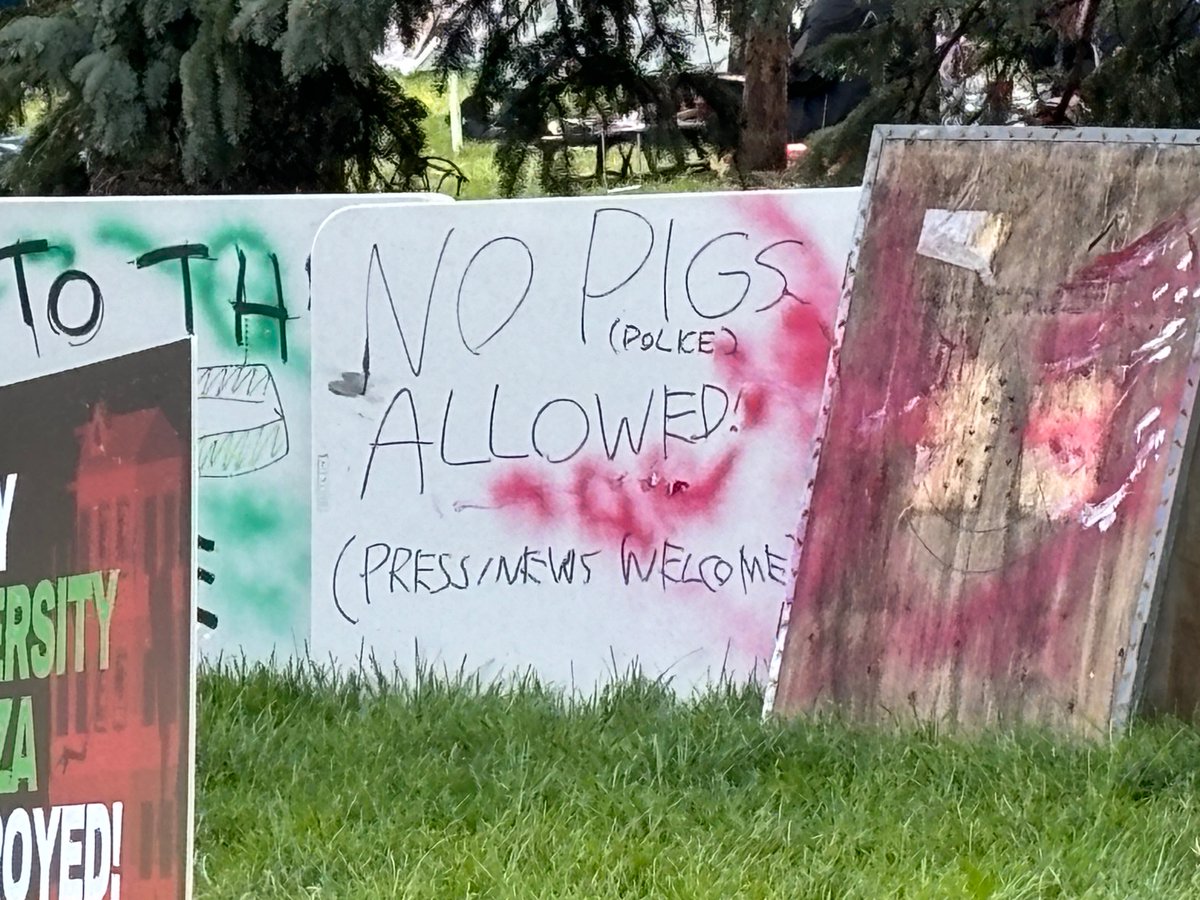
(0, 133), (23, 193)
(0, 133), (23, 160)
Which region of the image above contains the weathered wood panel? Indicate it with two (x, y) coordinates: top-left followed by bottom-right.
(769, 128), (1200, 733)
(1142, 425), (1200, 718)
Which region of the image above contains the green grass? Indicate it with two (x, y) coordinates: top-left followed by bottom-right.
(404, 72), (726, 201)
(403, 73), (505, 201)
(195, 661), (1200, 898)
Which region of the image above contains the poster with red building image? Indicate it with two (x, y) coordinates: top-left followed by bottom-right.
(0, 338), (194, 899)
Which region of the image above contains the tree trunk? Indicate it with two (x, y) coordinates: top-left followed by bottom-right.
(738, 3), (790, 172)
(727, 30), (746, 75)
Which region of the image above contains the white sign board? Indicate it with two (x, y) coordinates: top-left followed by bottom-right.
(311, 189), (859, 690)
(0, 192), (450, 663)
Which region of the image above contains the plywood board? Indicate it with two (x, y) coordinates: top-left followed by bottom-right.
(310, 190), (860, 691)
(768, 127), (1200, 733)
(0, 338), (195, 898)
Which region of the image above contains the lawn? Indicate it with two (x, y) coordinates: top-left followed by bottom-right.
(194, 661), (1200, 898)
(402, 73), (732, 201)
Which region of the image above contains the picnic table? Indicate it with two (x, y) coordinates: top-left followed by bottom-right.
(539, 113), (710, 188)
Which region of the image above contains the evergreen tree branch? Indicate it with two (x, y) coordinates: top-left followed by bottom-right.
(907, 0), (987, 121)
(1050, 0), (1101, 124)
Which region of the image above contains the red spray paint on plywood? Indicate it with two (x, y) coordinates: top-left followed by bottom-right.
(774, 159), (1200, 727)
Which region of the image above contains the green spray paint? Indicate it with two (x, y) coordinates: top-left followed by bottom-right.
(94, 216), (313, 657)
(204, 488), (309, 638)
(92, 220), (154, 257)
(94, 219), (308, 368)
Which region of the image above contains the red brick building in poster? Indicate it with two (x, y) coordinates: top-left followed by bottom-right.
(55, 401), (189, 899)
